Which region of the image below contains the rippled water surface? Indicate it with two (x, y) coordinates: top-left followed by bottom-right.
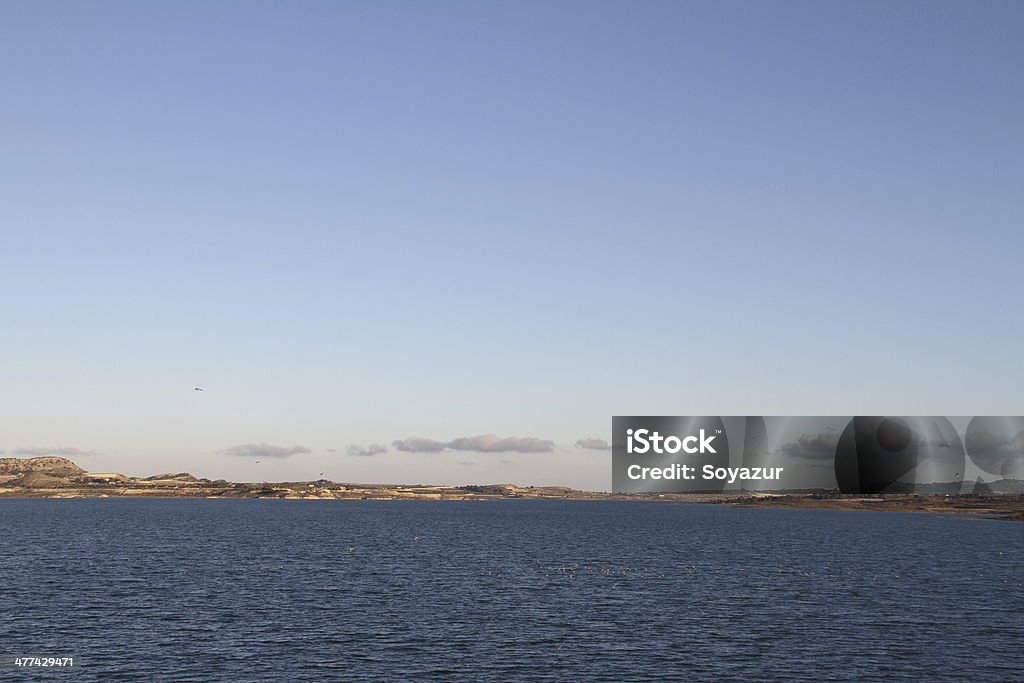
(0, 499), (1020, 681)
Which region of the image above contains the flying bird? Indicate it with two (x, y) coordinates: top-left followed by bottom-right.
(194, 387), (204, 392)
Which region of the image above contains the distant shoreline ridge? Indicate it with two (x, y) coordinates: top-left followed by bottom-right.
(0, 456), (1021, 520)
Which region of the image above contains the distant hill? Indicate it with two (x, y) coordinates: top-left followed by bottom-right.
(910, 480), (1024, 494)
(0, 456), (84, 477)
(988, 479), (1024, 494)
(144, 472), (200, 482)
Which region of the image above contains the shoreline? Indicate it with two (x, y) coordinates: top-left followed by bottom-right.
(0, 487), (1020, 520)
(705, 493), (1024, 521)
(2, 456), (1021, 520)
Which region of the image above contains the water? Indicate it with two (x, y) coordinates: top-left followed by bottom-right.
(0, 500), (1020, 682)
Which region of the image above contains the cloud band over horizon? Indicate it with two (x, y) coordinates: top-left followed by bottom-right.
(222, 443), (311, 459)
(393, 434), (555, 454)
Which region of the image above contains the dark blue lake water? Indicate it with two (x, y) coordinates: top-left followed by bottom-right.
(0, 499), (1020, 682)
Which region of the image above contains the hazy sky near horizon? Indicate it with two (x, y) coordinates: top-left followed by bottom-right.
(2, 1), (1022, 489)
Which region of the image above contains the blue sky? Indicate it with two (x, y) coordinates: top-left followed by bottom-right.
(2, 1), (1022, 488)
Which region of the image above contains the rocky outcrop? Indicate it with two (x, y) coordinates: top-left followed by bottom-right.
(0, 457), (85, 477)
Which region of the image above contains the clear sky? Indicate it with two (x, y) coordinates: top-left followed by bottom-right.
(2, 1), (1022, 489)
